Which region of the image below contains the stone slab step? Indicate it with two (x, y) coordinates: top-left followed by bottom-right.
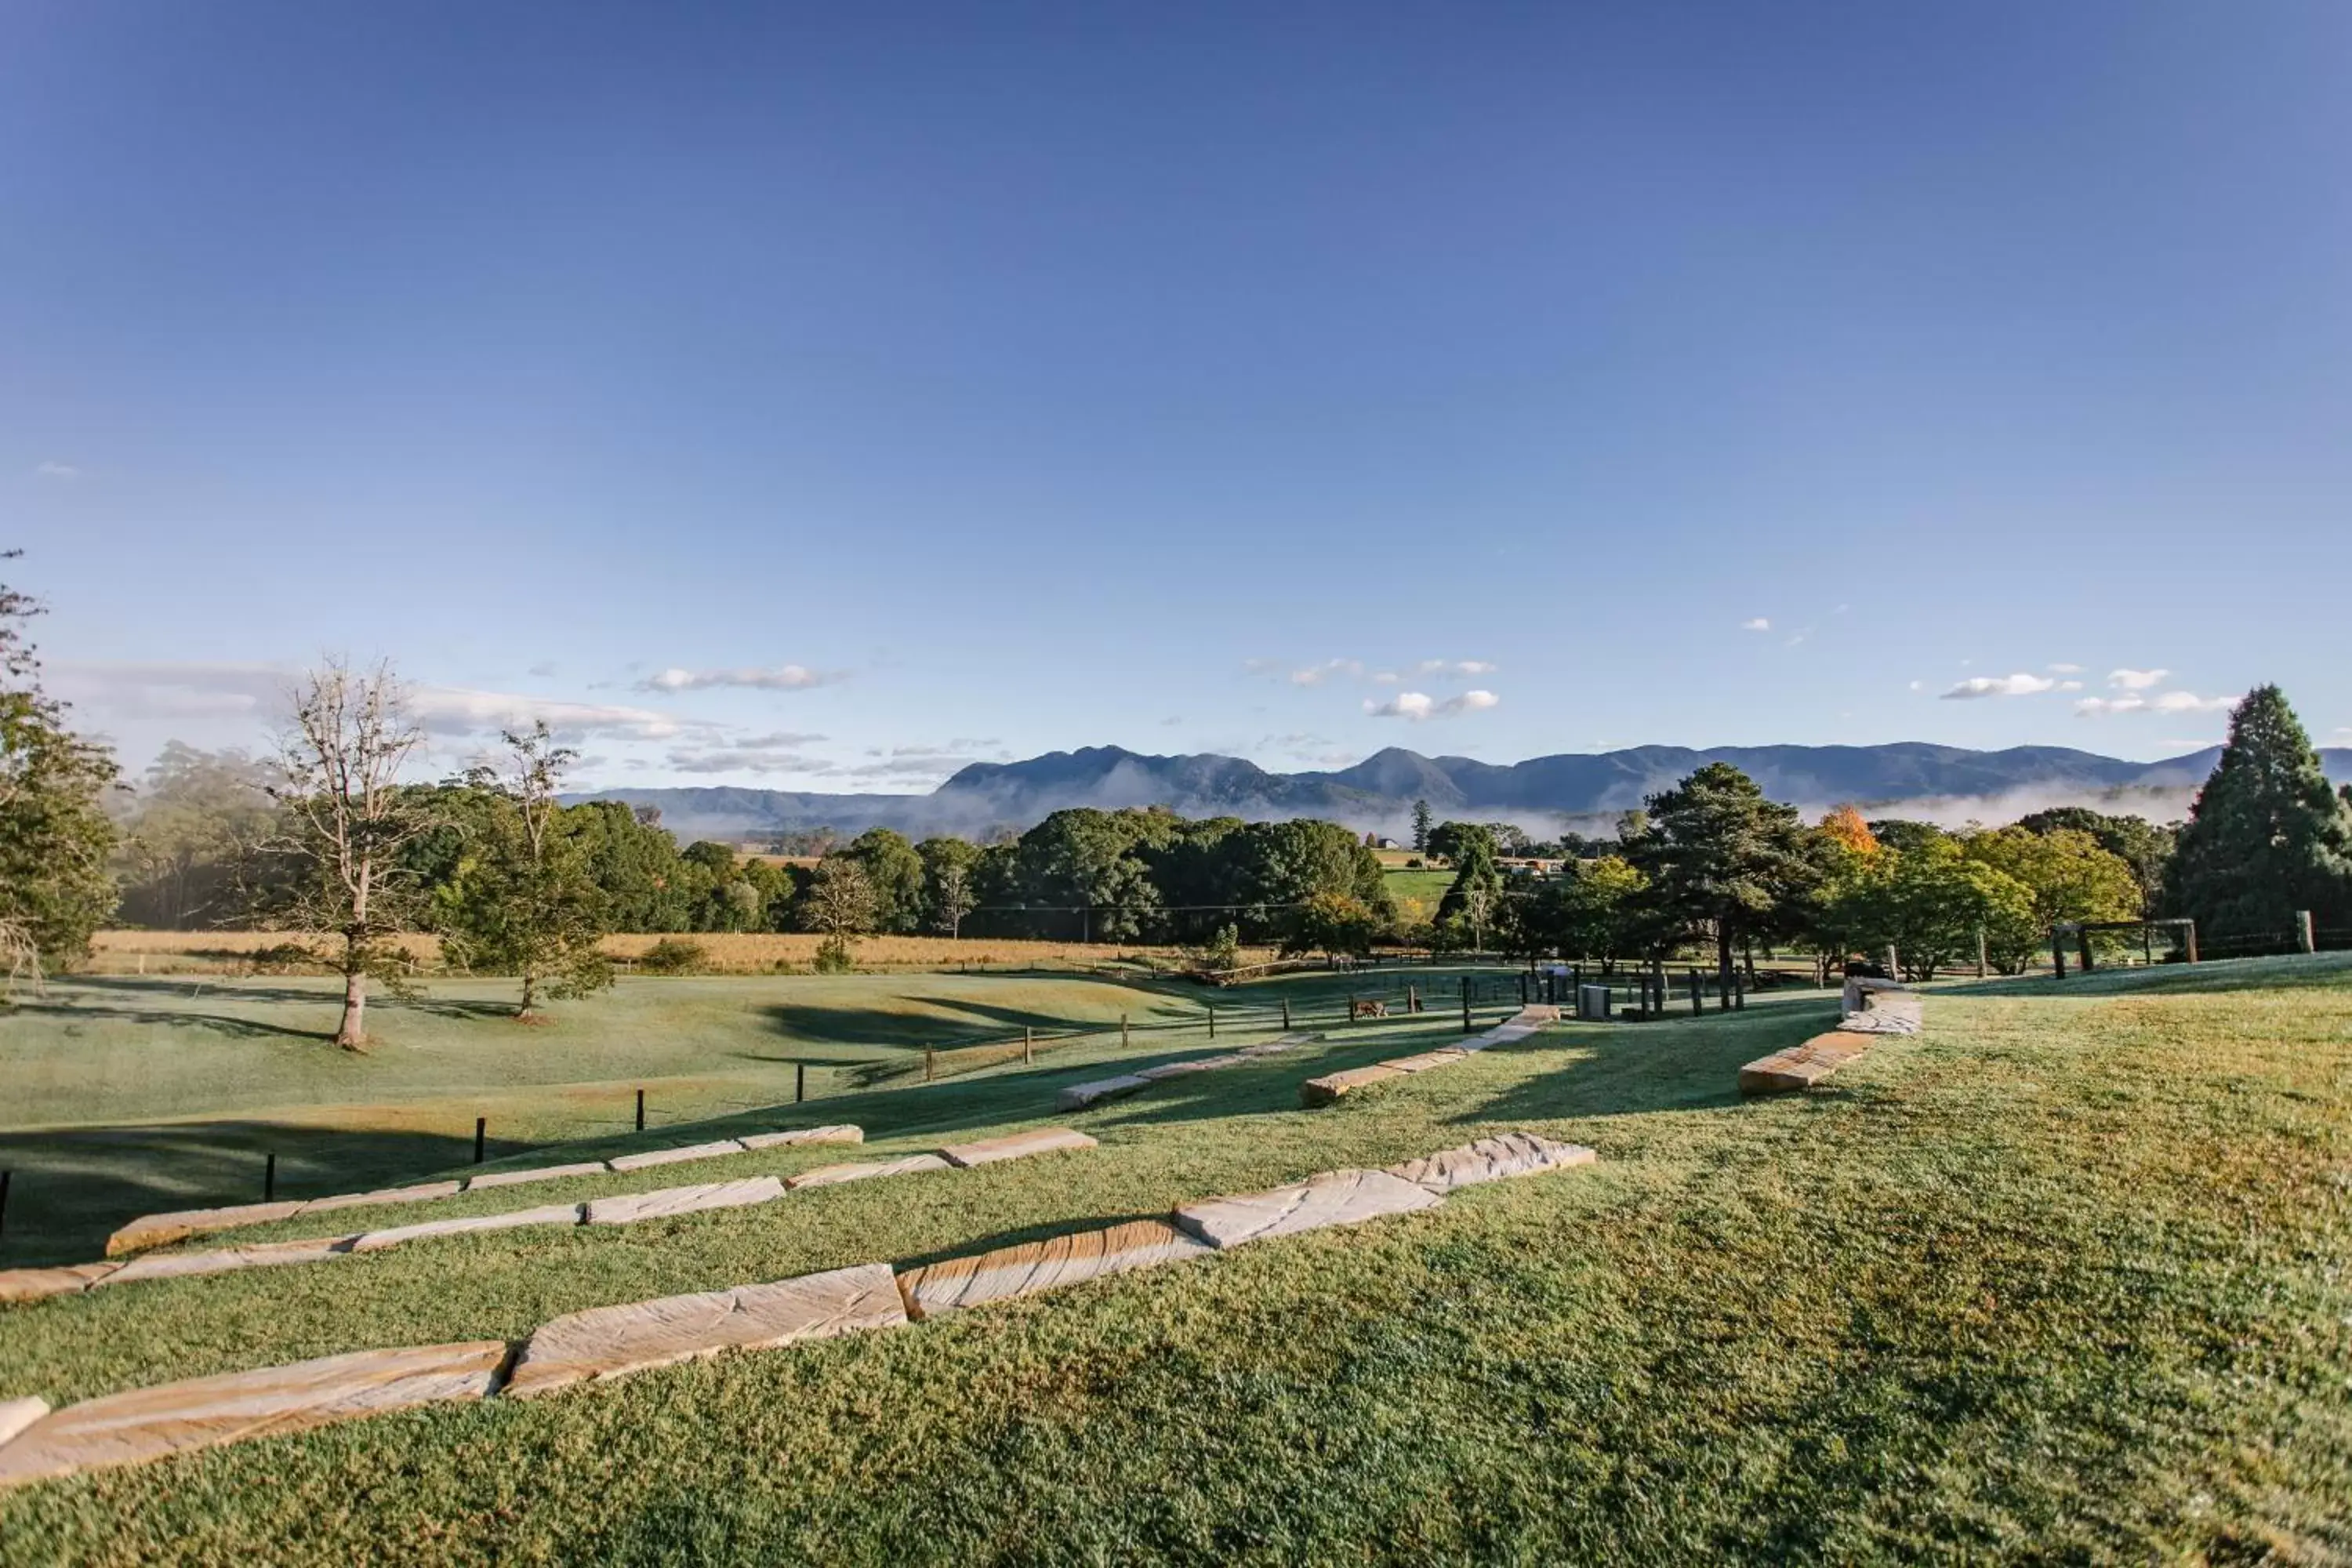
(107, 1201), (307, 1257)
(354, 1203), (586, 1253)
(1134, 1054), (1247, 1081)
(608, 1140), (749, 1174)
(1056, 1074), (1151, 1111)
(1381, 1048), (1469, 1075)
(466, 1161), (610, 1191)
(0, 1341), (508, 1489)
(300, 1181), (463, 1216)
(505, 1262), (906, 1399)
(739, 1125), (862, 1151)
(1235, 1031), (1320, 1057)
(1387, 1133), (1596, 1193)
(0, 1263), (122, 1306)
(99, 1235), (358, 1287)
(937, 1128), (1098, 1168)
(1298, 1064), (1406, 1107)
(1173, 1168), (1443, 1249)
(896, 1219), (1211, 1320)
(786, 1155), (952, 1190)
(0, 1399), (46, 1451)
(583, 1177), (786, 1225)
(1739, 1032), (1872, 1094)
(1837, 994), (1923, 1035)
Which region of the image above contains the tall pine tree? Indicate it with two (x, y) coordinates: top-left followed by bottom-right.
(2167, 685), (2352, 942)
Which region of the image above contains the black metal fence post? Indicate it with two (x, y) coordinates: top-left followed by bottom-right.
(474, 1117), (487, 1163)
(264, 1151), (277, 1200)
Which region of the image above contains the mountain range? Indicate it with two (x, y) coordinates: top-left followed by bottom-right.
(579, 742), (2352, 844)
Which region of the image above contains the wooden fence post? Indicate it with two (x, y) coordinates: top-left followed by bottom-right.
(1461, 975), (1472, 1035)
(0, 1170), (9, 1245)
(796, 1064), (806, 1103)
(474, 1117), (486, 1164)
(924, 1045), (936, 1082)
(2183, 921), (2198, 964)
(264, 1151), (276, 1201)
(1976, 927), (1987, 978)
(635, 1088), (646, 1131)
(1281, 997), (1291, 1031)
(1023, 1025), (1033, 1064)
(1207, 1008), (1215, 1040)
(1121, 1014), (1131, 1050)
(2297, 909), (2316, 953)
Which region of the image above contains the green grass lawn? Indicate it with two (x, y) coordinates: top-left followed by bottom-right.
(0, 958), (2347, 1562)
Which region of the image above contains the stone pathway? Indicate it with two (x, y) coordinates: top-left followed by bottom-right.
(1740, 984), (1923, 1093)
(1056, 1033), (1321, 1112)
(0, 1129), (1597, 1490)
(1300, 1007), (1558, 1107)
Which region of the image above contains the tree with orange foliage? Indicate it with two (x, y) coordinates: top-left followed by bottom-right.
(1820, 804), (1881, 859)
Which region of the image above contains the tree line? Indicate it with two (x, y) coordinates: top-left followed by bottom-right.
(7, 554), (2350, 1039)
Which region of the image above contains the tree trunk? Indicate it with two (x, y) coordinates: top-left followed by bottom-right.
(1716, 922), (1735, 999)
(517, 967), (539, 1018)
(335, 944), (368, 1051)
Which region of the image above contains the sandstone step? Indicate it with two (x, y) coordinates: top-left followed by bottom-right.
(896, 1219), (1212, 1319)
(583, 1177), (786, 1225)
(786, 1155), (952, 1190)
(299, 1181), (464, 1216)
(0, 1263), (122, 1306)
(1739, 1032), (1871, 1094)
(466, 1161), (610, 1191)
(0, 1398), (46, 1451)
(1234, 1032), (1319, 1057)
(1298, 1064), (1406, 1107)
(1173, 1168), (1442, 1249)
(937, 1129), (1098, 1168)
(1055, 1075), (1151, 1111)
(353, 1203), (586, 1252)
(1387, 1133), (1596, 1193)
(99, 1234), (358, 1287)
(0, 1341), (507, 1489)
(107, 1201), (307, 1257)
(739, 1125), (862, 1151)
(504, 1262), (906, 1399)
(608, 1140), (749, 1174)
(1380, 1048), (1469, 1074)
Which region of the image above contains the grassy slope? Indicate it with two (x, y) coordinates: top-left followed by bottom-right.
(0, 960), (2347, 1563)
(0, 971), (1251, 1262)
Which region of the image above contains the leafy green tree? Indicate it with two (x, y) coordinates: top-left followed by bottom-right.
(1240, 818), (1392, 934)
(0, 554), (119, 967)
(1425, 820), (1494, 866)
(1410, 798), (1432, 853)
(1283, 890), (1382, 960)
(2013, 807), (2176, 914)
(1011, 808), (1170, 942)
(1627, 764), (1813, 989)
(1866, 818), (1948, 855)
(569, 802), (699, 931)
(1526, 855), (1653, 973)
(1824, 838), (2038, 978)
(916, 836), (981, 936)
(1961, 826), (2140, 932)
(842, 828), (924, 933)
(2167, 685), (2352, 941)
(115, 743), (275, 929)
(436, 723), (615, 1017)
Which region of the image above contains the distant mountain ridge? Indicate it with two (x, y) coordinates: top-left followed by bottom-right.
(578, 742), (2352, 843)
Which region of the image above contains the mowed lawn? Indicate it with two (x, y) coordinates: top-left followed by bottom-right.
(0, 969), (1280, 1263)
(0, 958), (2346, 1561)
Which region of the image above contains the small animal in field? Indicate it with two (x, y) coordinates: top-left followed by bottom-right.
(1352, 999), (1388, 1019)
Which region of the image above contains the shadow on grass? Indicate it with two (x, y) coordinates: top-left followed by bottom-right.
(0, 1120), (509, 1267)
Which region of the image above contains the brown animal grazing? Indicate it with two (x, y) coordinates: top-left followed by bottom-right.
(1352, 1000), (1388, 1019)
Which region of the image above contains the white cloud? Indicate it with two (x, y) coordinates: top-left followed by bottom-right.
(411, 686), (695, 740)
(1415, 659), (1497, 677)
(49, 660), (285, 721)
(1740, 618), (1771, 632)
(665, 749), (829, 776)
(1908, 680), (1924, 691)
(1289, 659), (1364, 687)
(1372, 671), (1399, 684)
(1364, 689), (1499, 721)
(33, 461), (80, 481)
(1940, 673), (2057, 700)
(2074, 690), (2231, 718)
(639, 665), (836, 693)
(2108, 668), (2169, 691)
(2057, 680), (2083, 691)
(2049, 662), (2084, 674)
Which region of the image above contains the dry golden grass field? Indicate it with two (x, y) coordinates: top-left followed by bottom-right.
(77, 931), (1283, 977)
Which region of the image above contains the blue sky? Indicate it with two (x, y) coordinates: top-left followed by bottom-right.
(7, 2), (2348, 792)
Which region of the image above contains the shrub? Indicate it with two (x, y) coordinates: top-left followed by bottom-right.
(636, 938), (708, 975)
(812, 935), (857, 975)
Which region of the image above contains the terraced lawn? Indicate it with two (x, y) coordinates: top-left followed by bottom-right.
(0, 958), (2346, 1563)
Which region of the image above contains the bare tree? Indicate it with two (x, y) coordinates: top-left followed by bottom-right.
(269, 659), (430, 1050)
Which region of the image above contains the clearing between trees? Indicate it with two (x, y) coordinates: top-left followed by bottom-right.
(0, 957), (2343, 1562)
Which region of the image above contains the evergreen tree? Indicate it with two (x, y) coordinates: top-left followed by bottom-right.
(1410, 797), (1432, 854)
(2167, 685), (2352, 941)
(1628, 763), (1813, 988)
(1436, 831), (1504, 949)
